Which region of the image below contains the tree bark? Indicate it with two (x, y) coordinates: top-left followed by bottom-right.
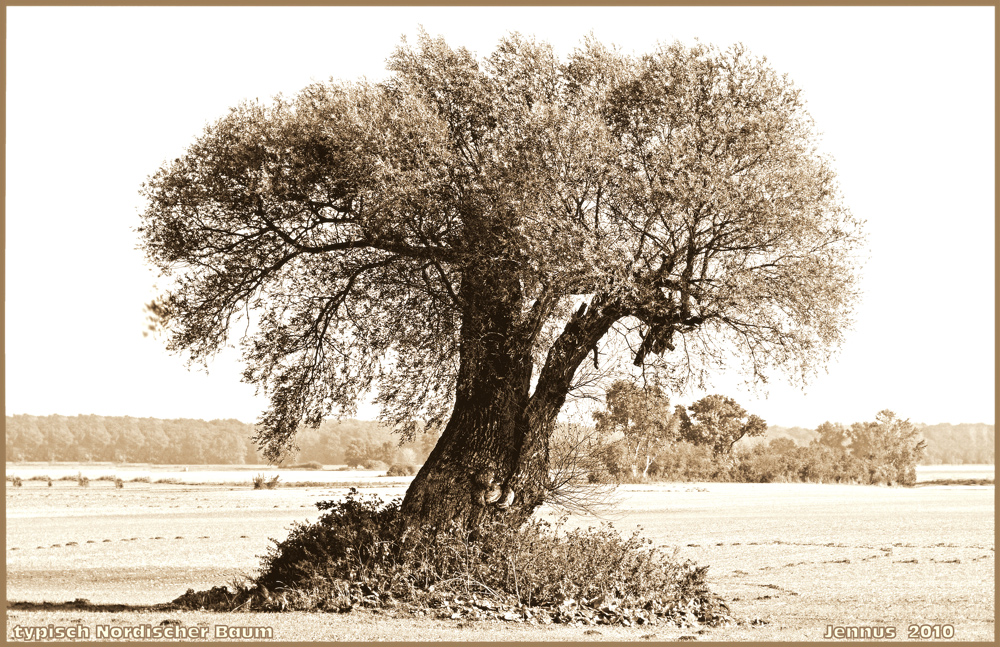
(400, 268), (537, 531)
(400, 290), (621, 532)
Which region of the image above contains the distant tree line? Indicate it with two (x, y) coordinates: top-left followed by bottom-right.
(905, 423), (993, 465)
(568, 381), (943, 486)
(741, 422), (994, 466)
(4, 415), (439, 467)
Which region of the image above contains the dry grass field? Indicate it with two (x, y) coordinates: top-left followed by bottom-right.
(5, 475), (994, 641)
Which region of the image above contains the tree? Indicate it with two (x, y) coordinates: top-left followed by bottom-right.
(137, 418), (171, 464)
(593, 380), (678, 478)
(678, 394), (767, 456)
(138, 31), (862, 530)
(6, 415), (44, 461)
(43, 415), (76, 462)
(106, 416), (146, 463)
(74, 415), (112, 462)
(847, 410), (926, 485)
(344, 439), (380, 469)
(207, 421), (250, 464)
(814, 421), (848, 450)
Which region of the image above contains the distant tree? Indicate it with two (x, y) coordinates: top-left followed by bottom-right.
(917, 423), (995, 465)
(767, 437), (798, 454)
(244, 435), (265, 464)
(416, 426), (440, 464)
(74, 415), (112, 462)
(791, 443), (844, 483)
(678, 394), (767, 456)
(814, 421), (848, 450)
(593, 380), (678, 478)
(847, 410), (926, 485)
(206, 421), (250, 464)
(43, 416), (76, 462)
(343, 439), (373, 468)
(106, 417), (146, 463)
(138, 31), (863, 530)
(177, 421), (211, 464)
(5, 416), (19, 459)
(290, 427), (322, 464)
(650, 440), (718, 481)
(137, 418), (171, 464)
(6, 416), (44, 461)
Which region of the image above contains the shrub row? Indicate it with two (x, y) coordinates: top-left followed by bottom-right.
(593, 439), (920, 486)
(6, 474), (133, 488)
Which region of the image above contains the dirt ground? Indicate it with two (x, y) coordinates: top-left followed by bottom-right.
(6, 480), (995, 641)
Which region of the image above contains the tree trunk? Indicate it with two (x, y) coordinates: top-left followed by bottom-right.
(399, 348), (540, 531)
(400, 290), (621, 532)
(400, 269), (544, 531)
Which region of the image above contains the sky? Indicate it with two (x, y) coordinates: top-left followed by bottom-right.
(5, 6), (995, 429)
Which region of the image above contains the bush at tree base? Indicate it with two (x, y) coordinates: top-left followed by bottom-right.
(173, 489), (733, 627)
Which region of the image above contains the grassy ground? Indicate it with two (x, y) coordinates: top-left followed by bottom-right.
(6, 480), (994, 641)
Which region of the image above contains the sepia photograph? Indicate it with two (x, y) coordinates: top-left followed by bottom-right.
(6, 5), (994, 642)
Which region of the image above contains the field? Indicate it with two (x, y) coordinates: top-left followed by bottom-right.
(3, 463), (414, 486)
(5, 466), (995, 641)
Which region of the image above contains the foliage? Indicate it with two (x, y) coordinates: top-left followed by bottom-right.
(846, 410), (926, 486)
(593, 381), (678, 478)
(386, 463), (419, 476)
(815, 421), (848, 449)
(587, 411), (927, 486)
(4, 414), (439, 467)
(738, 421), (993, 466)
(174, 489), (731, 627)
(730, 425), (925, 486)
(648, 441), (720, 481)
(137, 30), (863, 468)
(915, 423), (995, 465)
(252, 473), (280, 489)
(677, 395), (767, 456)
(287, 461), (324, 470)
(546, 422), (621, 515)
(76, 472), (90, 487)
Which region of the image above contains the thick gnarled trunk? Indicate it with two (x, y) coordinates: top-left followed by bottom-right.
(399, 265), (546, 530)
(400, 292), (620, 531)
(399, 361), (543, 531)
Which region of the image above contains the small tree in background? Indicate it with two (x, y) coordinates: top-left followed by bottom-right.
(677, 395), (767, 457)
(593, 380), (679, 478)
(847, 410), (926, 485)
(815, 421), (849, 450)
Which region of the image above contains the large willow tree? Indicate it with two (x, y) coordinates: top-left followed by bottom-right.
(139, 32), (863, 530)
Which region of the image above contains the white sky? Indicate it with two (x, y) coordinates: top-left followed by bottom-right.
(5, 6), (995, 428)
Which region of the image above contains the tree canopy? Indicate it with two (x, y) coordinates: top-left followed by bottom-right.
(593, 380), (677, 477)
(847, 410), (926, 468)
(677, 394), (767, 456)
(139, 31), (863, 527)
